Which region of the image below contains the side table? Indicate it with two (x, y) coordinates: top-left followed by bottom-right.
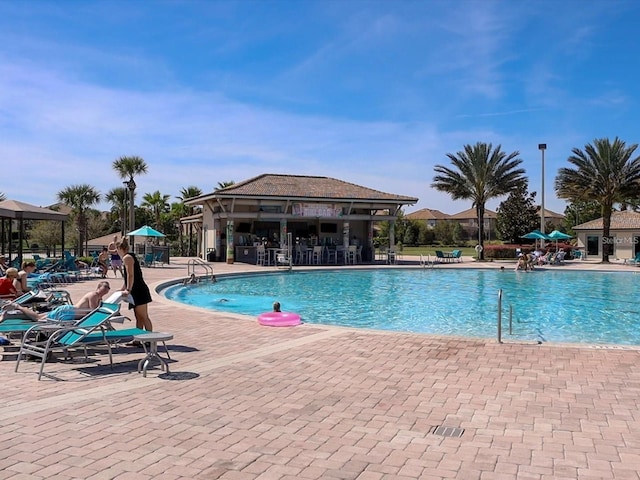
(133, 332), (173, 377)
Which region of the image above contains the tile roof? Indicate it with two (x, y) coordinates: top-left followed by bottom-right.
(449, 207), (497, 219)
(574, 210), (640, 230)
(405, 208), (450, 220)
(214, 174), (418, 203)
(536, 207), (565, 219)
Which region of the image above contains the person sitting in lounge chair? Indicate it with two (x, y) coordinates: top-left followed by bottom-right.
(0, 268), (19, 299)
(1, 282), (111, 322)
(1, 302), (77, 323)
(75, 281), (111, 310)
(15, 261), (36, 295)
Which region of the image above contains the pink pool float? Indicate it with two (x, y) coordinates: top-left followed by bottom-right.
(257, 311), (302, 327)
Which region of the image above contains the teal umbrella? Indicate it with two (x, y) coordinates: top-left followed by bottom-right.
(127, 225), (166, 237)
(547, 230), (572, 250)
(521, 230), (551, 240)
(547, 230), (572, 240)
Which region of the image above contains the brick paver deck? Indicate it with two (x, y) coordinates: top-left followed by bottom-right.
(1, 257), (640, 479)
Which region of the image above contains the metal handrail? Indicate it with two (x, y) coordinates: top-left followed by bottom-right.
(187, 258), (215, 281)
(497, 289), (503, 343)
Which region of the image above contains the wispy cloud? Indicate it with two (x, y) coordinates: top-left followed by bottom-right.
(456, 108), (545, 119)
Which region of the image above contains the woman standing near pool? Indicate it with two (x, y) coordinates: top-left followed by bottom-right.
(117, 238), (153, 331)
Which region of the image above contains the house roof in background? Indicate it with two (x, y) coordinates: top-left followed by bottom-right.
(536, 207), (565, 219)
(449, 207), (498, 220)
(405, 208), (450, 221)
(574, 211), (640, 230)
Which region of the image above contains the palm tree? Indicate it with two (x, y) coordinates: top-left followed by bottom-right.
(105, 187), (128, 234)
(0, 192), (6, 201)
(555, 137), (640, 263)
(112, 156), (148, 234)
(177, 186), (202, 257)
(141, 191), (171, 230)
(56, 184), (101, 256)
(432, 142), (526, 260)
(216, 181), (235, 189)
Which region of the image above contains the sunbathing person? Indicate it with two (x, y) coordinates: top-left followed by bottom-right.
(75, 281), (111, 310)
(15, 261), (36, 295)
(1, 282), (111, 322)
(1, 303), (79, 322)
(0, 268), (19, 299)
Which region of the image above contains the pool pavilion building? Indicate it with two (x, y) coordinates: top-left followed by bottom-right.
(183, 174), (418, 264)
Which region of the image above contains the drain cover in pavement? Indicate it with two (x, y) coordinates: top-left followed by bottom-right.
(158, 371), (200, 381)
(430, 425), (465, 438)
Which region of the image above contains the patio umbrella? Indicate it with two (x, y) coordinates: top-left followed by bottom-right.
(126, 225), (166, 237)
(547, 230), (572, 250)
(521, 230), (551, 240)
(521, 230), (551, 251)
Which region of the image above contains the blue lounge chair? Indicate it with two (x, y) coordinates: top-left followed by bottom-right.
(435, 251), (453, 263)
(15, 302), (123, 380)
(142, 252), (155, 267)
(154, 251), (164, 267)
(629, 252), (640, 265)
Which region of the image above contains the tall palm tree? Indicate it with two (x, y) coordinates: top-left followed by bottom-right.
(105, 187), (128, 234)
(141, 191), (171, 230)
(112, 155), (148, 234)
(177, 186), (202, 257)
(216, 181), (235, 189)
(0, 192), (6, 201)
(56, 184), (101, 256)
(432, 142), (526, 260)
(555, 137), (640, 263)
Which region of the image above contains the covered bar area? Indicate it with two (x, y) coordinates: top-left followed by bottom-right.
(183, 174), (418, 266)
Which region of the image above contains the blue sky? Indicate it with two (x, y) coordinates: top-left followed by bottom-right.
(1, 0), (638, 216)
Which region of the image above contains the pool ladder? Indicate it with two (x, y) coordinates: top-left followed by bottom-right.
(187, 258), (215, 282)
(496, 289), (514, 344)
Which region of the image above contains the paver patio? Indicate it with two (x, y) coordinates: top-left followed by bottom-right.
(1, 257), (640, 479)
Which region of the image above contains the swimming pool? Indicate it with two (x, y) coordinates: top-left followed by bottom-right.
(163, 269), (640, 346)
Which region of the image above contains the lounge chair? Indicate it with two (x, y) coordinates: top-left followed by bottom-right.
(142, 252), (155, 267)
(629, 252), (640, 265)
(153, 251), (165, 267)
(435, 251), (451, 263)
(450, 250), (463, 263)
(551, 251), (566, 265)
(15, 302), (126, 380)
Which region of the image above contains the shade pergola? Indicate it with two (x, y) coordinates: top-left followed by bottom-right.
(0, 199), (68, 264)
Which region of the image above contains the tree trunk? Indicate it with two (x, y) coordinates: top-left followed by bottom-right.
(477, 204), (485, 260)
(602, 204), (612, 263)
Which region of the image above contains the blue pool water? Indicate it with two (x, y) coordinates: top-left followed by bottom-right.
(163, 269), (640, 345)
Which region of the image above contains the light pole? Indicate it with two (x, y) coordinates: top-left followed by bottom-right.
(125, 178), (136, 249)
(538, 144), (547, 240)
(122, 181), (129, 234)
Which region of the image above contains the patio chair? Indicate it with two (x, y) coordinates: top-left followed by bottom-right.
(551, 251), (566, 265)
(450, 250), (463, 263)
(435, 251), (448, 263)
(142, 252), (155, 267)
(15, 302), (124, 380)
(153, 251), (165, 267)
(628, 252), (640, 265)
